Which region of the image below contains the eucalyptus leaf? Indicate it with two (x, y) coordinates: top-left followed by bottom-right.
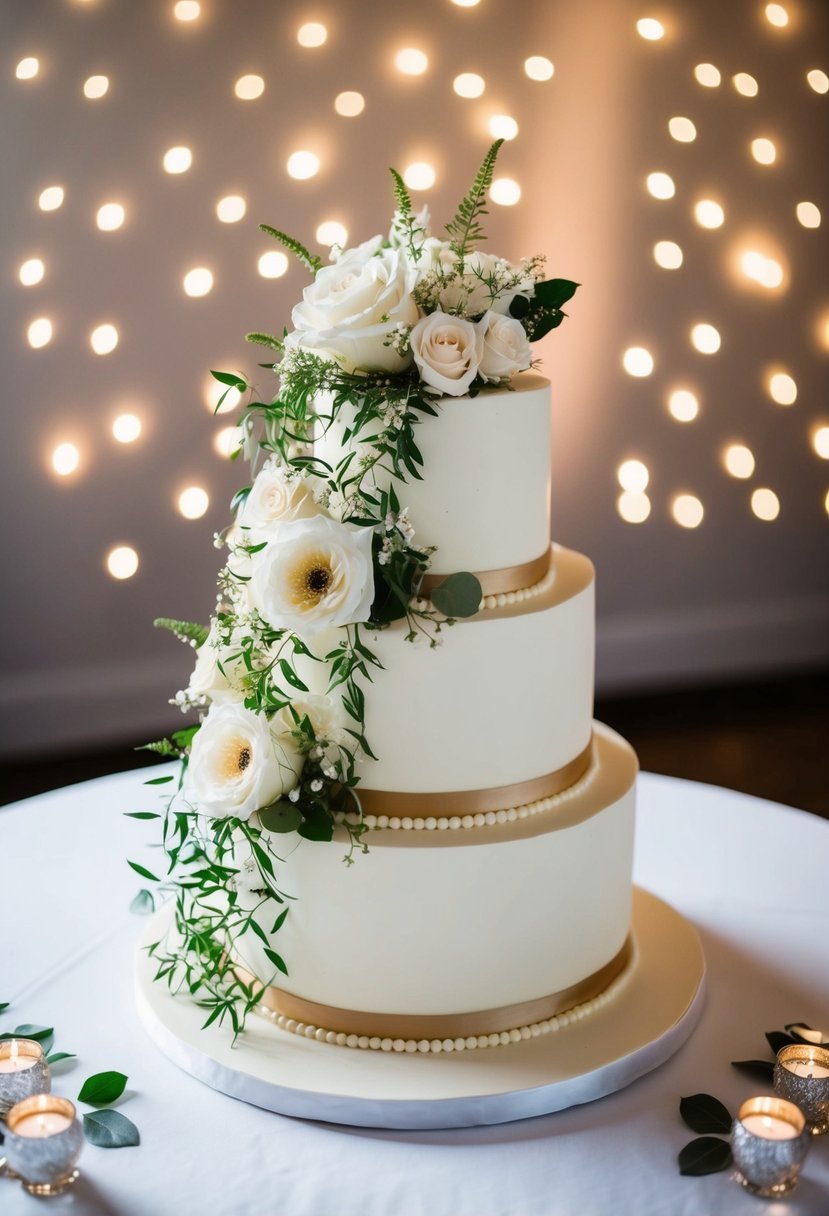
(678, 1137), (733, 1177)
(259, 802), (303, 834)
(679, 1093), (732, 1134)
(731, 1058), (775, 1082)
(46, 1052), (76, 1065)
(83, 1109), (140, 1149)
(78, 1071), (128, 1106)
(0, 1025), (54, 1053)
(430, 572), (482, 618)
(130, 889), (155, 915)
(298, 806), (334, 842)
(0, 1002), (8, 1013)
(124, 812), (161, 820)
(144, 775), (174, 786)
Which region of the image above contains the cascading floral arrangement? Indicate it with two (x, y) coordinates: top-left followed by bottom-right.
(133, 140), (578, 1033)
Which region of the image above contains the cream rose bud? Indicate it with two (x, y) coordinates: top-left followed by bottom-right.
(478, 312), (532, 382)
(185, 702), (303, 818)
(410, 311), (484, 397)
(290, 245), (419, 374)
(248, 514), (375, 640)
(186, 623), (246, 703)
(238, 463), (319, 537)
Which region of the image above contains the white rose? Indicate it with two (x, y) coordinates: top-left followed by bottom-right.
(187, 624), (246, 703)
(478, 312), (532, 382)
(185, 702), (303, 818)
(248, 514), (375, 640)
(290, 692), (349, 746)
(331, 234), (384, 263)
(238, 464), (319, 538)
(410, 311), (483, 397)
(290, 246), (419, 373)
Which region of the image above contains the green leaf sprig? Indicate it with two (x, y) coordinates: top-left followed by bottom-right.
(78, 1071), (139, 1149)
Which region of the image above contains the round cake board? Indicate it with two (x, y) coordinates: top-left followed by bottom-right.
(134, 886), (705, 1130)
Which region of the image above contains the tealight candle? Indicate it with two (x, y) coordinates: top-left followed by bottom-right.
(775, 1044), (829, 1134)
(4, 1094), (83, 1196)
(732, 1096), (810, 1196)
(0, 1039), (51, 1115)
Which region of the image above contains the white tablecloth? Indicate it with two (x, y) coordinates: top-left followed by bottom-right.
(2, 768), (828, 1216)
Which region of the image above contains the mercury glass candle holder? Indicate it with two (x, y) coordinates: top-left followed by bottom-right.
(0, 1039), (51, 1116)
(4, 1094), (83, 1196)
(774, 1043), (829, 1135)
(731, 1096), (811, 1196)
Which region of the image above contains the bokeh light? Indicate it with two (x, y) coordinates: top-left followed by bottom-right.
(796, 202), (820, 228)
(16, 58), (39, 80)
(297, 22), (327, 47)
(617, 459), (650, 492)
(316, 220), (348, 247)
(453, 73), (485, 98)
(751, 137), (777, 165)
(395, 48), (428, 76)
(216, 195), (246, 223)
(767, 371), (797, 405)
(286, 150), (320, 180)
(524, 57), (554, 81)
(235, 74), (265, 100)
(722, 443), (755, 479)
(691, 323), (721, 354)
(51, 442), (80, 476)
(653, 240), (683, 269)
(490, 177), (521, 205)
(694, 199), (725, 228)
(811, 426), (829, 459)
(163, 146), (192, 174)
(96, 202), (126, 231)
(403, 162), (436, 190)
(636, 18), (664, 40)
(617, 492), (651, 523)
(178, 486), (209, 519)
(489, 115), (518, 140)
(646, 172), (675, 199)
(38, 186), (64, 211)
(27, 317), (53, 348)
(112, 413), (142, 444)
(733, 73), (759, 96)
(83, 75), (109, 99)
(106, 545), (139, 579)
(750, 488), (780, 520)
(623, 346), (654, 377)
(671, 494), (704, 528)
(668, 116), (696, 142)
(694, 63), (721, 87)
(667, 389), (699, 422)
(183, 268), (214, 297)
(258, 251), (289, 278)
(334, 91), (365, 117)
(19, 258), (45, 286)
(90, 323), (119, 354)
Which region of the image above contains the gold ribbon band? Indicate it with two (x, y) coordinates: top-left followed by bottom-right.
(420, 549), (551, 598)
(354, 738), (594, 818)
(239, 937), (632, 1040)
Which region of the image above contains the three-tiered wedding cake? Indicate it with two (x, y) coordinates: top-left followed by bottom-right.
(143, 142), (639, 1057)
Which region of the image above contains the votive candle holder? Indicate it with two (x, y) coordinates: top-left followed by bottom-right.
(731, 1096), (810, 1197)
(774, 1043), (829, 1135)
(0, 1039), (51, 1116)
(3, 1094), (83, 1195)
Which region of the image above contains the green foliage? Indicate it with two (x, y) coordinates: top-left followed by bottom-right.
(444, 138), (503, 261)
(79, 1071), (128, 1106)
(678, 1137), (732, 1176)
(246, 331), (283, 352)
(679, 1093), (732, 1135)
(154, 617), (209, 647)
(259, 224), (322, 274)
(83, 1109), (140, 1149)
(430, 572), (482, 619)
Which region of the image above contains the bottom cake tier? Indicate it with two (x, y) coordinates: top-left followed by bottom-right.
(233, 722), (637, 1043)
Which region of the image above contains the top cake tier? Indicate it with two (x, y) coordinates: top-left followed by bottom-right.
(314, 373), (552, 580)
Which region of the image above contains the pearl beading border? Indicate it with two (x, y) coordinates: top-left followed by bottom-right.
(256, 939), (636, 1053)
(411, 562), (556, 616)
(334, 756), (597, 833)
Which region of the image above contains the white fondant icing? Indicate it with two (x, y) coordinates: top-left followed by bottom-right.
(236, 724), (637, 1017)
(357, 547), (594, 793)
(314, 373), (552, 574)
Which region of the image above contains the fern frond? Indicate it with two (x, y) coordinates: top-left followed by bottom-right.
(389, 167), (413, 217)
(259, 224), (322, 275)
(444, 139), (504, 262)
(154, 618), (210, 647)
(245, 331), (283, 352)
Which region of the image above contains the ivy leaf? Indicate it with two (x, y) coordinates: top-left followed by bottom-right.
(766, 1030), (793, 1055)
(259, 802), (302, 834)
(78, 1071), (128, 1106)
(678, 1137), (733, 1177)
(83, 1109), (140, 1149)
(430, 572), (482, 619)
(679, 1093), (732, 1134)
(46, 1052), (76, 1065)
(731, 1058), (775, 1082)
(130, 889), (155, 915)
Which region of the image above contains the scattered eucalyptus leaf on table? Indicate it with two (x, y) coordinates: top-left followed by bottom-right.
(83, 1109), (140, 1149)
(430, 572), (482, 619)
(0, 1024), (55, 1053)
(679, 1093), (733, 1135)
(0, 1002), (9, 1013)
(79, 1071), (128, 1106)
(731, 1058), (775, 1082)
(678, 1137), (733, 1177)
(46, 1051), (77, 1066)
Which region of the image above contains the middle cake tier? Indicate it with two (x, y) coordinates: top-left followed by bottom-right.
(353, 544), (594, 797)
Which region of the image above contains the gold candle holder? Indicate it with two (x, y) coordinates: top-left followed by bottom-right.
(774, 1044), (829, 1135)
(731, 1096), (810, 1196)
(0, 1039), (51, 1117)
(3, 1094), (83, 1196)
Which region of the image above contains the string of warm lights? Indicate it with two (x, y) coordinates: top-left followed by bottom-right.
(11, 0), (827, 591)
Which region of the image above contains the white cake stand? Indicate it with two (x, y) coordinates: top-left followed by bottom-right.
(135, 886), (704, 1130)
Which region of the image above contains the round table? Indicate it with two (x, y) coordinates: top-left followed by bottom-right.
(2, 768), (828, 1215)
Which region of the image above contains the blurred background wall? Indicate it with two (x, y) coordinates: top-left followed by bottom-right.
(2, 0), (827, 760)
